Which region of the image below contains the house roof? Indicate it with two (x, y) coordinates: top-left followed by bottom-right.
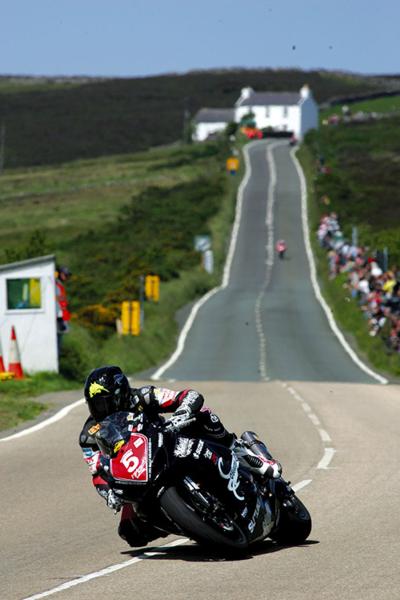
(238, 92), (301, 107)
(194, 108), (235, 123)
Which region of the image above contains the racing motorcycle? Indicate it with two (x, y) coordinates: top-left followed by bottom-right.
(95, 411), (312, 552)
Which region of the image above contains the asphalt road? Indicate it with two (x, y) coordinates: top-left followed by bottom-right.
(158, 141), (375, 383)
(1, 141), (399, 600)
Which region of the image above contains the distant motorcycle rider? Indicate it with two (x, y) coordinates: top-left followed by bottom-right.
(276, 239), (287, 260)
(79, 365), (282, 547)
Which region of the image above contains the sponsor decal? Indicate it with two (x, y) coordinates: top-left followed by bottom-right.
(174, 437), (194, 458)
(210, 413), (219, 423)
(158, 433), (164, 447)
(154, 387), (177, 403)
(85, 452), (100, 474)
(248, 499), (261, 533)
(204, 449), (213, 460)
(127, 413), (135, 421)
(132, 459), (147, 480)
(88, 423), (101, 435)
(183, 390), (198, 402)
(113, 439), (125, 454)
(89, 382), (109, 398)
(133, 437), (144, 448)
(193, 440), (204, 459)
(218, 455), (245, 501)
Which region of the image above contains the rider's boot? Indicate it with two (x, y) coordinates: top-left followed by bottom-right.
(118, 504), (168, 548)
(231, 431), (282, 479)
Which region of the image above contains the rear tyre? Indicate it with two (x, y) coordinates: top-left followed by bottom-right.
(160, 486), (249, 551)
(270, 496), (312, 545)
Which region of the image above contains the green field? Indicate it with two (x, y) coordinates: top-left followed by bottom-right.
(321, 95), (400, 120)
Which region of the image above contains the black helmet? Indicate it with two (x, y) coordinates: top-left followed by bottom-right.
(84, 365), (131, 422)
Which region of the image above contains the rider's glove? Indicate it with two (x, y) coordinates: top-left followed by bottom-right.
(265, 460), (283, 479)
(164, 408), (195, 432)
(106, 489), (123, 512)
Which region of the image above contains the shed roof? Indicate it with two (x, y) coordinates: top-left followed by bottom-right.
(0, 254), (55, 273)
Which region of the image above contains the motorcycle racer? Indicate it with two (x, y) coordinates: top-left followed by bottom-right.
(79, 365), (282, 547)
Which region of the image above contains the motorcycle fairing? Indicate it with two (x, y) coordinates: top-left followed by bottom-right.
(110, 433), (149, 483)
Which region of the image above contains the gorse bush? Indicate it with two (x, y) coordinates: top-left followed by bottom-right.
(71, 176), (225, 326)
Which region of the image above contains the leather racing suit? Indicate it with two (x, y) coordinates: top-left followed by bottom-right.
(79, 385), (234, 547)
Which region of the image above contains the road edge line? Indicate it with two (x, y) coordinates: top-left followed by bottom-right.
(151, 140), (259, 381)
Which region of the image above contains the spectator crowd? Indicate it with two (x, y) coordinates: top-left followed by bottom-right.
(317, 212), (400, 353)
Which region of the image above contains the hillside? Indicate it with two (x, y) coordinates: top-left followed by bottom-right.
(0, 137), (242, 379)
(0, 68), (392, 168)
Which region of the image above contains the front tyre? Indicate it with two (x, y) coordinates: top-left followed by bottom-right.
(160, 486), (249, 551)
(270, 495), (312, 545)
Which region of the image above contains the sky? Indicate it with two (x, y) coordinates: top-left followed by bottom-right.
(1, 0), (399, 78)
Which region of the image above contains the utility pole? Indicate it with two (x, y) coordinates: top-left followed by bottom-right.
(183, 96), (191, 144)
(0, 121), (5, 174)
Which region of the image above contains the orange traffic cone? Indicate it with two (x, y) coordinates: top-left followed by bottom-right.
(8, 326), (24, 379)
(0, 334), (5, 372)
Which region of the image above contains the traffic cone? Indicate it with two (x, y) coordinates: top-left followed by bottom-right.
(8, 326), (24, 379)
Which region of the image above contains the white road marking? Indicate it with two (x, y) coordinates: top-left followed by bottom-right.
(22, 537), (190, 600)
(317, 447), (336, 469)
(318, 428), (332, 443)
(151, 140), (261, 380)
(292, 479), (312, 492)
(308, 413), (320, 426)
(0, 398), (85, 443)
(254, 141), (282, 381)
(283, 382), (335, 477)
(289, 148), (388, 385)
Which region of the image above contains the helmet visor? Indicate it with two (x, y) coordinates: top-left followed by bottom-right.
(89, 394), (114, 422)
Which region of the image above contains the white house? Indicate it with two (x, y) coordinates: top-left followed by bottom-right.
(235, 85), (318, 140)
(193, 108), (235, 142)
(193, 85), (318, 142)
(0, 255), (59, 373)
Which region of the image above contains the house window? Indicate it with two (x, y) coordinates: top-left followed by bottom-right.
(283, 106), (288, 118)
(6, 278), (42, 310)
(265, 107), (270, 118)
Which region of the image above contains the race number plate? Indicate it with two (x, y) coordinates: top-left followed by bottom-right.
(110, 433), (149, 482)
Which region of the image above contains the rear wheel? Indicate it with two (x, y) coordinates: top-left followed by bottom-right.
(160, 485), (249, 551)
(270, 496), (312, 545)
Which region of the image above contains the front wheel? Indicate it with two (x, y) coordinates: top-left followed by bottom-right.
(270, 496), (312, 545)
(160, 486), (249, 551)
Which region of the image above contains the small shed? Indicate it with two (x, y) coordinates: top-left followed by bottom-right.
(0, 255), (59, 373)
(193, 108), (235, 142)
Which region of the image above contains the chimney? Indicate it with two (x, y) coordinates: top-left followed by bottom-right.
(300, 84), (310, 99)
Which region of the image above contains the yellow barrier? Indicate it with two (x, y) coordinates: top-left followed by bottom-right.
(145, 275), (160, 302)
(121, 301), (141, 335)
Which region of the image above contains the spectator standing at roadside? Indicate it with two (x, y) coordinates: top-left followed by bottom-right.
(56, 265), (72, 357)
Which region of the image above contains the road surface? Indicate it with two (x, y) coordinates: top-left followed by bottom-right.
(1, 141), (399, 600)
